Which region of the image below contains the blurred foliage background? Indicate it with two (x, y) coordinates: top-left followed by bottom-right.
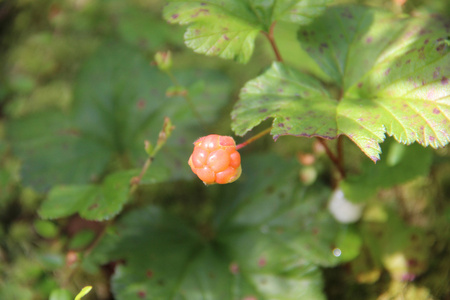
(0, 0), (449, 299)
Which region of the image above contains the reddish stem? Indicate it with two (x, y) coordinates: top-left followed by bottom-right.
(236, 128), (272, 150)
(316, 138), (346, 179)
(263, 21), (283, 62)
(337, 135), (344, 173)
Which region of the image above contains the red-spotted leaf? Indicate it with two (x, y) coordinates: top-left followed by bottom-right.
(232, 62), (337, 139)
(300, 5), (450, 160)
(87, 154), (356, 299)
(108, 205), (327, 300)
(163, 0), (331, 63)
(232, 6), (450, 161)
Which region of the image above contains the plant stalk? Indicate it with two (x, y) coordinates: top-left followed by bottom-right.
(236, 127), (272, 150)
(316, 138), (346, 179)
(263, 21), (283, 62)
(337, 135), (345, 175)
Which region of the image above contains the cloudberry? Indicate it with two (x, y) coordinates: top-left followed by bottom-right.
(188, 134), (241, 185)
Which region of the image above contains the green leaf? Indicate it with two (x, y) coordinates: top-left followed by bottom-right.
(39, 185), (95, 220)
(88, 154), (353, 299)
(214, 154), (351, 267)
(109, 206), (326, 300)
(68, 229), (96, 250)
(341, 141), (432, 202)
(233, 6), (450, 161)
(33, 220), (59, 239)
(39, 164), (172, 221)
(301, 6), (450, 160)
(164, 0), (331, 63)
(7, 111), (112, 192)
(74, 286), (92, 300)
(49, 289), (72, 300)
(72, 42), (167, 157)
(116, 6), (183, 50)
(148, 68), (233, 180)
(8, 42), (232, 190)
(80, 171), (132, 221)
(39, 171), (134, 221)
(334, 227), (362, 262)
(361, 209), (430, 281)
(232, 62), (336, 139)
(7, 42), (164, 192)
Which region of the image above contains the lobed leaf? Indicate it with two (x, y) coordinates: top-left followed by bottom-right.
(232, 6), (450, 161)
(90, 154), (357, 299)
(164, 0), (331, 63)
(8, 42), (232, 191)
(109, 205), (326, 300)
(214, 154), (351, 267)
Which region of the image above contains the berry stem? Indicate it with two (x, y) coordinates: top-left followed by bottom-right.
(262, 21), (283, 62)
(236, 127), (272, 150)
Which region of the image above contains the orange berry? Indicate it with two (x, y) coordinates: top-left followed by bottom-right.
(188, 134), (242, 185)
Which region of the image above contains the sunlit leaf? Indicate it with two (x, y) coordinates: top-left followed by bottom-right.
(232, 62), (336, 139)
(74, 286), (92, 300)
(300, 6), (450, 160)
(164, 0), (331, 63)
(232, 6), (450, 161)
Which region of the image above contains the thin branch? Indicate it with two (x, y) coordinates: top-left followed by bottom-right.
(129, 156), (154, 194)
